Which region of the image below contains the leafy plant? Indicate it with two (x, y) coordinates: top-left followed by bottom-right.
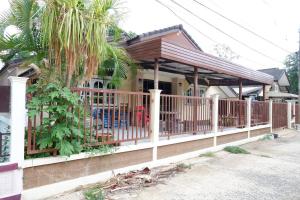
(260, 134), (273, 141)
(0, 0), (45, 66)
(27, 81), (84, 156)
(224, 146), (250, 154)
(84, 187), (104, 200)
(41, 0), (133, 87)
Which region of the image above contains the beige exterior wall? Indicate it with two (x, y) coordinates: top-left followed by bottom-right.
(92, 68), (234, 99)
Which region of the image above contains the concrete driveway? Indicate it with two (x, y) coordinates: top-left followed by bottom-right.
(133, 129), (300, 200)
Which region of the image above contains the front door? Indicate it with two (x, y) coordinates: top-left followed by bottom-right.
(143, 79), (172, 94)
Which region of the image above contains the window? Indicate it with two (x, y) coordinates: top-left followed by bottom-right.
(185, 85), (207, 97)
(94, 81), (103, 104)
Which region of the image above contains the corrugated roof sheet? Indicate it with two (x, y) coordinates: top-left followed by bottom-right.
(258, 68), (285, 81)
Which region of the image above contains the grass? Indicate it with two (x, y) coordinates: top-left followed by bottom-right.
(260, 134), (273, 141)
(84, 187), (104, 200)
(200, 152), (215, 157)
(176, 163), (192, 169)
(224, 146), (250, 154)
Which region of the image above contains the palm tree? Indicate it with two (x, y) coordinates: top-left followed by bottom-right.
(0, 0), (45, 67)
(41, 0), (133, 87)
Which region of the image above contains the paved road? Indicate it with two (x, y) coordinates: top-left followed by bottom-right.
(133, 129), (300, 200)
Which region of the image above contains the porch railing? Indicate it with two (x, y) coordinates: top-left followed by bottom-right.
(251, 101), (269, 126)
(159, 95), (212, 138)
(26, 88), (151, 155)
(218, 99), (247, 129)
(72, 88), (151, 146)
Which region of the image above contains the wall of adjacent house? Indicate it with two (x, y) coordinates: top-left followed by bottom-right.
(133, 69), (188, 94)
(205, 86), (228, 98)
(278, 73), (290, 87)
(116, 68), (235, 100)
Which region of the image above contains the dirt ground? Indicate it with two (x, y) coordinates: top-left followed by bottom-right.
(48, 129), (300, 200)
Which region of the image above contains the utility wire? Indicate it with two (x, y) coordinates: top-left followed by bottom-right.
(154, 0), (218, 44)
(170, 0), (283, 64)
(191, 0), (291, 54)
(154, 0), (272, 68)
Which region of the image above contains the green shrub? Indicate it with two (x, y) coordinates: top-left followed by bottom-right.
(261, 134), (273, 141)
(27, 82), (84, 156)
(224, 146), (250, 154)
(84, 187), (104, 200)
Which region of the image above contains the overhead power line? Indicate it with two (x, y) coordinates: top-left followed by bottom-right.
(154, 0), (218, 44)
(154, 0), (273, 68)
(170, 0), (283, 64)
(191, 0), (291, 54)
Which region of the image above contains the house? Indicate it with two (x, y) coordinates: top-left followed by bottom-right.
(0, 25), (271, 101)
(82, 25), (271, 102)
(235, 68), (297, 101)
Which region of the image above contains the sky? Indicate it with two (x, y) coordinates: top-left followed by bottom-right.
(1, 0), (300, 70)
(119, 0), (300, 69)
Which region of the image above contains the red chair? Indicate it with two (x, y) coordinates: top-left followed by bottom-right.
(136, 106), (150, 126)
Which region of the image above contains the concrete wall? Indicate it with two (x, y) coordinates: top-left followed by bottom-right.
(250, 127), (271, 137)
(24, 148), (153, 189)
(23, 125), (271, 192)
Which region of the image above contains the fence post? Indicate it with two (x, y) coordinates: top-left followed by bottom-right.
(212, 94), (219, 146)
(269, 99), (273, 133)
(8, 76), (28, 167)
(245, 98), (251, 138)
(149, 89), (161, 162)
(287, 100), (292, 129)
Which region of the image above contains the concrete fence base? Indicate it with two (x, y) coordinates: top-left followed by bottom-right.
(22, 125), (271, 200)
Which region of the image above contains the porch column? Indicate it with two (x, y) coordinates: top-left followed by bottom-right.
(193, 67), (198, 132)
(194, 67), (198, 96)
(154, 58), (159, 90)
(239, 78), (243, 100)
(238, 78), (243, 126)
(262, 84), (266, 101)
(149, 89), (161, 162)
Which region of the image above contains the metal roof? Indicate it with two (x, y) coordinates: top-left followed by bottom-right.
(126, 25), (274, 86)
(258, 68), (286, 81)
(127, 24), (202, 51)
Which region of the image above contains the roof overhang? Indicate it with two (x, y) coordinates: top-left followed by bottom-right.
(268, 91), (298, 98)
(126, 38), (273, 86)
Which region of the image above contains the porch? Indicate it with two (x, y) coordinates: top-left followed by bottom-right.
(26, 25), (275, 153)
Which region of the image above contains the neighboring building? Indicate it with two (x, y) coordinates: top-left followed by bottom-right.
(235, 68), (297, 101)
(0, 59), (39, 86)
